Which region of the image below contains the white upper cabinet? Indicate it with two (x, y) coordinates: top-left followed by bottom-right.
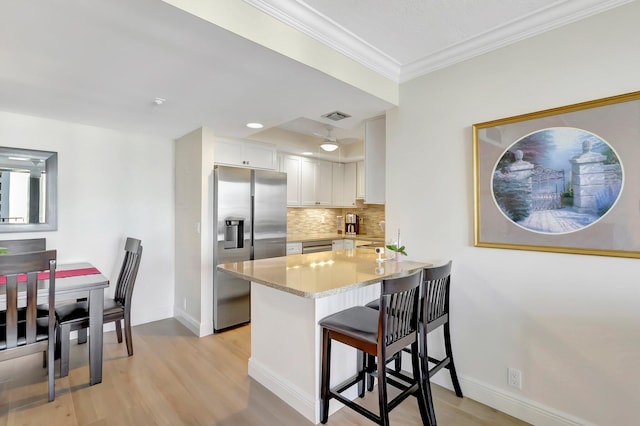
(364, 116), (385, 203)
(333, 162), (356, 207)
(301, 157), (333, 206)
(356, 160), (365, 199)
(215, 138), (277, 170)
(281, 154), (302, 206)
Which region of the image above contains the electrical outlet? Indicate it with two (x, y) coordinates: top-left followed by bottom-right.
(508, 367), (522, 389)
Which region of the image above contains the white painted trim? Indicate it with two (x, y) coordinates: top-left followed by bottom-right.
(173, 306), (201, 336)
(243, 0), (401, 81)
(248, 356), (317, 423)
(244, 0), (634, 83)
(430, 374), (597, 426)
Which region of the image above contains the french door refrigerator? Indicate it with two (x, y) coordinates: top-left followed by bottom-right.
(213, 165), (287, 332)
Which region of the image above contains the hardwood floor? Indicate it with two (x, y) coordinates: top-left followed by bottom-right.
(0, 319), (530, 425)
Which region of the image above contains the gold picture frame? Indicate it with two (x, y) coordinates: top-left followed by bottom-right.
(473, 91), (640, 258)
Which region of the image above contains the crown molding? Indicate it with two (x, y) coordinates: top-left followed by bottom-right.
(400, 0), (636, 82)
(243, 0), (401, 81)
(244, 0), (635, 84)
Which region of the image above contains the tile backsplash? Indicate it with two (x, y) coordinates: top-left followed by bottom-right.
(287, 201), (385, 236)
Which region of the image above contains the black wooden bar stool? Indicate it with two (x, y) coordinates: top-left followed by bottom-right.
(319, 269), (434, 425)
(366, 261), (463, 402)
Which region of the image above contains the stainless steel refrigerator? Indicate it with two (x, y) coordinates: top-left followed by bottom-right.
(213, 165), (287, 332)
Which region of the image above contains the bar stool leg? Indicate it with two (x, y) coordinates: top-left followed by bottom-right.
(444, 322), (463, 398)
(419, 330), (437, 426)
(357, 350), (365, 398)
(376, 347), (391, 426)
(320, 328), (332, 424)
(410, 340), (433, 426)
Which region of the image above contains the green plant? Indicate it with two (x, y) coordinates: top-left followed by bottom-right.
(385, 244), (407, 256)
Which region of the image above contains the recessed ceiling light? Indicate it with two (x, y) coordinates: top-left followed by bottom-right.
(246, 122), (264, 129)
(153, 97), (166, 105)
(302, 152), (313, 156)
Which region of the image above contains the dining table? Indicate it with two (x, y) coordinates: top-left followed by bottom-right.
(0, 262), (109, 385)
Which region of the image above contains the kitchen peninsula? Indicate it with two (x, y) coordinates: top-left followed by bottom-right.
(217, 249), (429, 424)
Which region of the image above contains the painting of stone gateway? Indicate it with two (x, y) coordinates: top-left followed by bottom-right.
(492, 127), (623, 234)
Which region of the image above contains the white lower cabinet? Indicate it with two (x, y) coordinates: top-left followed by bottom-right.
(331, 239), (344, 250)
(286, 242), (303, 255)
(343, 239), (355, 250)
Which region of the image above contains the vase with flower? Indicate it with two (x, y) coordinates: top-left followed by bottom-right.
(385, 229), (407, 261)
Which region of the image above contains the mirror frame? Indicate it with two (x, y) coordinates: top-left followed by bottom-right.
(0, 146), (58, 233)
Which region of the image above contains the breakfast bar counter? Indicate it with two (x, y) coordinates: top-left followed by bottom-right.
(217, 249), (429, 424)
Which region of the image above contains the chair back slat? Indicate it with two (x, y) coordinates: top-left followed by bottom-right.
(114, 238), (142, 305)
(423, 261), (452, 324)
(5, 276), (18, 348)
(380, 270), (422, 346)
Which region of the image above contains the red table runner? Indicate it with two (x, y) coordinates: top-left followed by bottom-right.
(0, 267), (101, 285)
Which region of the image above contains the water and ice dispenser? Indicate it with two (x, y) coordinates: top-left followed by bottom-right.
(224, 218), (244, 249)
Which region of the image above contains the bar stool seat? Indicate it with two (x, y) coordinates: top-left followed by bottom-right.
(319, 270), (434, 426)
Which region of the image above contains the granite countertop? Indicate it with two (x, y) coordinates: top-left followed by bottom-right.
(217, 249), (429, 299)
(287, 233), (385, 243)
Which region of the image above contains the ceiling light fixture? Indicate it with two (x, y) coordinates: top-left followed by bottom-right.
(246, 122), (264, 129)
(320, 143), (339, 152)
(153, 97), (166, 105)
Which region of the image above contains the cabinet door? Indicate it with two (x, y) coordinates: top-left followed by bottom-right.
(343, 239), (355, 250)
(364, 116), (386, 203)
(215, 139), (244, 166)
(243, 141), (276, 170)
(314, 160), (333, 206)
(356, 160), (365, 199)
(343, 162), (357, 207)
(282, 155), (301, 206)
(332, 163), (345, 207)
(286, 242), (302, 255)
(331, 239), (345, 251)
(300, 157), (317, 205)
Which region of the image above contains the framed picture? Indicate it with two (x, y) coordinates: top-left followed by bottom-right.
(473, 91), (640, 258)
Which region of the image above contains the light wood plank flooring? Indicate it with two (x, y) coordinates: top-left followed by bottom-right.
(0, 319), (530, 425)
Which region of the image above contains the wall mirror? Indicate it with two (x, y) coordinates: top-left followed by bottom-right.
(0, 146), (57, 233)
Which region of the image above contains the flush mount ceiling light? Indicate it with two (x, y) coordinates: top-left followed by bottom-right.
(320, 143), (339, 152)
(246, 122), (264, 129)
(153, 97), (166, 105)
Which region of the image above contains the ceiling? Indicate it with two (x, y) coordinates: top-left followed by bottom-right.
(0, 0), (632, 155)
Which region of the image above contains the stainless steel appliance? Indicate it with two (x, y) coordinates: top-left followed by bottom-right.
(213, 165), (287, 332)
(345, 213), (359, 235)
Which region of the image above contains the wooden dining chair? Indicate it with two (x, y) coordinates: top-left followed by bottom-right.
(0, 250), (57, 401)
(319, 269), (433, 425)
(55, 237), (142, 377)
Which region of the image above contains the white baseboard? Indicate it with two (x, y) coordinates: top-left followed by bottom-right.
(173, 306), (213, 337)
(431, 374), (595, 426)
(248, 357), (357, 425)
(249, 356), (317, 423)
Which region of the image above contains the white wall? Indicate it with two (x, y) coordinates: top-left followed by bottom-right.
(0, 110), (175, 327)
(174, 127), (215, 337)
(389, 3), (640, 426)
